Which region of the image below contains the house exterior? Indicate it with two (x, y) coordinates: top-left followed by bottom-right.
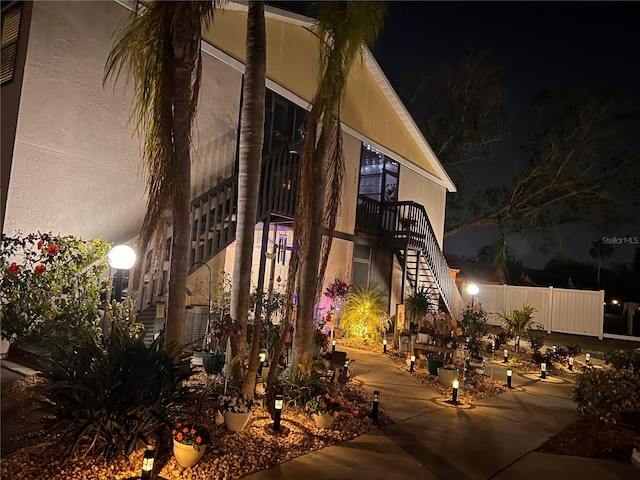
(1, 1), (463, 336)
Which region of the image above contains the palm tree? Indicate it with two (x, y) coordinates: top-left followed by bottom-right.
(228, 1), (267, 395)
(291, 0), (386, 375)
(498, 304), (536, 351)
(589, 239), (614, 290)
(104, 1), (216, 344)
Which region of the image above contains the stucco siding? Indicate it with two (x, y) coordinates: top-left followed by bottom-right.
(4, 0), (241, 244)
(398, 167), (447, 245)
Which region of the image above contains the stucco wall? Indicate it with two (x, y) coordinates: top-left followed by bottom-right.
(398, 167), (447, 245)
(4, 1), (241, 245)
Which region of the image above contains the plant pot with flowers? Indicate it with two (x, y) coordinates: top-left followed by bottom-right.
(171, 421), (210, 468)
(305, 393), (345, 429)
(219, 393), (256, 432)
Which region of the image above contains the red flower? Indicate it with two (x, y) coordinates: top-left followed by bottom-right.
(455, 328), (462, 336)
(183, 427), (188, 433)
(171, 429), (176, 435)
(190, 429), (196, 435)
(196, 436), (202, 444)
(177, 432), (183, 441)
(34, 265), (46, 275)
(37, 240), (44, 250)
(46, 244), (59, 256)
(8, 262), (20, 275)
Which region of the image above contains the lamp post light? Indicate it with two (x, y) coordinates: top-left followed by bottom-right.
(410, 355), (416, 373)
(370, 390), (380, 420)
(452, 380), (459, 405)
(107, 245), (137, 303)
(540, 362), (547, 379)
(273, 394), (283, 431)
(466, 283), (479, 307)
(506, 369), (513, 389)
(568, 356), (574, 372)
(585, 353), (591, 365)
(383, 338), (387, 354)
(332, 339), (336, 353)
(503, 349), (508, 364)
(140, 447), (154, 480)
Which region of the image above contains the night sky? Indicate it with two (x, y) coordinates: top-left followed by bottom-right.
(274, 1), (640, 268)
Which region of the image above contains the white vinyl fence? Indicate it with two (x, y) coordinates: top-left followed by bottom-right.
(462, 283), (605, 340)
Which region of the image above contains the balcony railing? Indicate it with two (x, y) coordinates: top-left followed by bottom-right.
(357, 195), (464, 320)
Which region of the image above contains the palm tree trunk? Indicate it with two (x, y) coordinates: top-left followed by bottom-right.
(230, 0), (266, 391)
(165, 11), (201, 345)
(292, 127), (328, 375)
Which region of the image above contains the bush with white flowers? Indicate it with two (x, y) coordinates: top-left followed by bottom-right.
(218, 393), (256, 414)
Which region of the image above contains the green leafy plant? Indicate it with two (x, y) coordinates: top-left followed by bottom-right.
(404, 285), (436, 324)
(497, 304), (537, 350)
(276, 365), (333, 410)
(0, 232), (110, 347)
(305, 393), (344, 416)
(528, 327), (546, 353)
(459, 303), (489, 358)
(572, 368), (640, 422)
(605, 348), (640, 374)
(339, 286), (390, 341)
(35, 318), (191, 461)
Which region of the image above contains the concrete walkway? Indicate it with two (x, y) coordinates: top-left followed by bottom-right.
(243, 347), (637, 480)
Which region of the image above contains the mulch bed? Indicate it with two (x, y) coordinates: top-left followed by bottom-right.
(538, 416), (640, 463)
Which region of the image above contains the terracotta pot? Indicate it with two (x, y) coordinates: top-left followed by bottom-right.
(173, 440), (206, 468)
(223, 411), (252, 432)
(312, 413), (335, 429)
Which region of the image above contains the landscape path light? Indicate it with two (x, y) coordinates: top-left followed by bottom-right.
(370, 390), (380, 420)
(332, 339), (336, 353)
(540, 362), (547, 379)
(383, 338), (387, 354)
(585, 353), (591, 365)
(506, 369), (513, 389)
(141, 446), (154, 480)
(107, 245), (137, 303)
(452, 379), (459, 405)
(273, 394), (283, 431)
(503, 349), (508, 364)
(258, 350), (267, 378)
(568, 356), (574, 372)
(410, 355), (416, 373)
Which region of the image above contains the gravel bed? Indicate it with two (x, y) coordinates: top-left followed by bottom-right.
(1, 374), (390, 480)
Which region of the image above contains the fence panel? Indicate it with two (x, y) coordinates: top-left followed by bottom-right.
(463, 283), (604, 338)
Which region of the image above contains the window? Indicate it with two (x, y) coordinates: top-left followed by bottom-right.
(263, 90), (306, 155)
(358, 143), (400, 202)
(352, 244), (371, 287)
(1, 2), (21, 85)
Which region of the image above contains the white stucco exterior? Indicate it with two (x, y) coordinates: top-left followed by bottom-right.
(4, 0), (242, 244)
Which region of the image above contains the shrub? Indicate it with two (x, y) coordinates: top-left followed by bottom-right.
(566, 344), (582, 357)
(498, 304), (537, 346)
(528, 328), (546, 353)
(459, 303), (489, 357)
(1, 232), (110, 347)
(35, 318), (191, 461)
(605, 349), (640, 374)
(276, 364), (334, 410)
(572, 368), (640, 422)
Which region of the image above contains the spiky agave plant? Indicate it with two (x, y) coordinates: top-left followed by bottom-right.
(339, 285), (390, 341)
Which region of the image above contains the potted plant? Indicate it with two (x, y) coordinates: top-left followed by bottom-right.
(404, 285), (436, 330)
(203, 313), (241, 374)
(171, 421), (210, 468)
(305, 393), (344, 429)
(218, 393), (256, 432)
